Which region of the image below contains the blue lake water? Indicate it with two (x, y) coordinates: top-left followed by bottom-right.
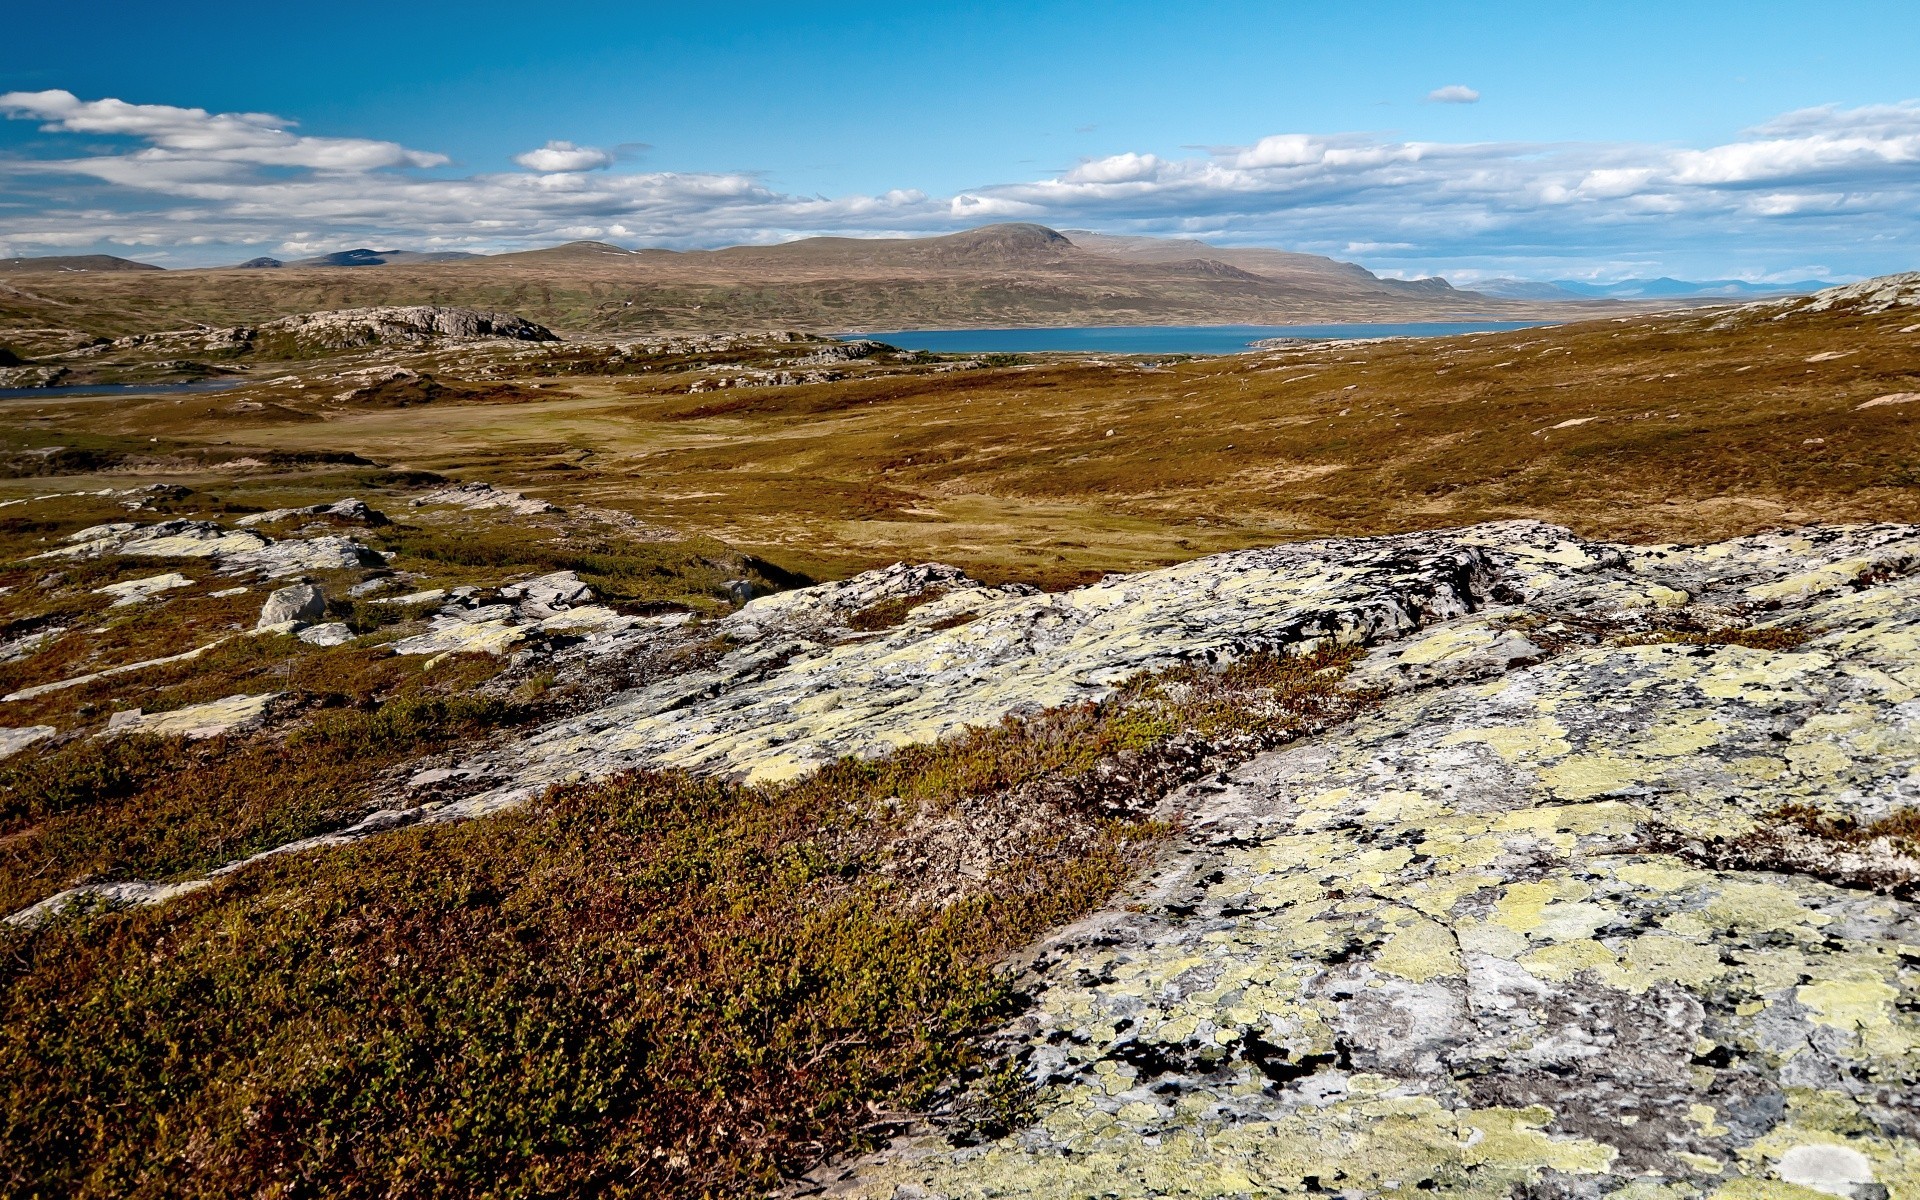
(0, 378), (246, 401)
(844, 322), (1552, 355)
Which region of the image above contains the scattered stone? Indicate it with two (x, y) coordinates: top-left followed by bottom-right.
(104, 692), (279, 740)
(39, 519), (384, 577)
(374, 588), (448, 606)
(256, 584), (326, 630)
(296, 622), (354, 647)
(256, 306), (558, 351)
(0, 726), (56, 759)
(409, 481), (558, 515)
(208, 586), (249, 598)
(91, 571), (194, 607)
(236, 497), (389, 527)
(500, 570), (594, 616)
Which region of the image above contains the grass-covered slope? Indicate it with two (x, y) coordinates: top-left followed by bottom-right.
(0, 651), (1358, 1198)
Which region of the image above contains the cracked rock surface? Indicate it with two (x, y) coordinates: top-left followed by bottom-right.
(793, 522), (1920, 1199)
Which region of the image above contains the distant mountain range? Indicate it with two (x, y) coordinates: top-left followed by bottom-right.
(0, 254), (162, 275)
(0, 225), (1792, 333)
(1471, 276), (1836, 301)
(237, 249), (481, 269)
(0, 238), (1839, 308)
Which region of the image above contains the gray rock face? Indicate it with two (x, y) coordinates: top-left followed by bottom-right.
(236, 497), (388, 527)
(410, 481), (559, 515)
(499, 570), (594, 618)
(0, 726), (56, 759)
(295, 622), (354, 647)
(256, 584), (326, 630)
(40, 519), (384, 577)
(257, 306), (558, 350)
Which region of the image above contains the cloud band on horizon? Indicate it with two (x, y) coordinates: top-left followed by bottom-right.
(3, 88), (1919, 280)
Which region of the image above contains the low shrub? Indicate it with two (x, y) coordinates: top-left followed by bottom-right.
(0, 647), (1364, 1199)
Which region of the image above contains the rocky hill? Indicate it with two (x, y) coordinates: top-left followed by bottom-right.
(0, 253), (161, 275)
(0, 224), (1631, 338)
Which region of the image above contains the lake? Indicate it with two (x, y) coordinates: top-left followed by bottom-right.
(0, 378), (247, 401)
(844, 321), (1552, 355)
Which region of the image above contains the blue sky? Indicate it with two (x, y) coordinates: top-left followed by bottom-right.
(5, 0), (1920, 281)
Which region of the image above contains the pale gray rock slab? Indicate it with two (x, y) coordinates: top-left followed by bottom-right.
(38, 519), (383, 577)
(295, 622), (355, 647)
(0, 725), (56, 759)
(91, 571), (194, 607)
(103, 693), (281, 740)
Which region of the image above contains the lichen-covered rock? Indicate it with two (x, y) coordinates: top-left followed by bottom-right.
(500, 570), (594, 618)
(236, 497), (388, 527)
(295, 622), (354, 647)
(19, 519), (1920, 1194)
(104, 693), (279, 740)
(806, 526), (1920, 1199)
(409, 481), (558, 515)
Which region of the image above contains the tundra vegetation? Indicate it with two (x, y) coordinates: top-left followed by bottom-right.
(1, 268), (1918, 1196)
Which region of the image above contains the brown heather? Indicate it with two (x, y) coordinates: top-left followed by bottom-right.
(0, 648), (1360, 1199)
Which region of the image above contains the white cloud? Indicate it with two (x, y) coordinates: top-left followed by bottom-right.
(0, 89), (447, 173)
(513, 140), (616, 172)
(1427, 85), (1481, 105)
(3, 90), (1920, 279)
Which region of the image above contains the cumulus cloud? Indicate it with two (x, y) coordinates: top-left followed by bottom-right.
(513, 140), (616, 172)
(0, 89), (447, 173)
(3, 90), (1920, 278)
(1426, 85), (1481, 104)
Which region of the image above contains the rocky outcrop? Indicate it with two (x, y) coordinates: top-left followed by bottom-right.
(236, 497), (388, 527)
(0, 726), (55, 759)
(795, 523), (1920, 1199)
(13, 520), (1920, 1193)
(256, 306), (558, 351)
(39, 519), (384, 577)
(91, 572), (193, 607)
(409, 480), (558, 515)
(388, 572), (638, 659)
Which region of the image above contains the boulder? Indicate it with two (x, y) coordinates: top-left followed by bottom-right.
(295, 622), (354, 647)
(256, 584), (325, 630)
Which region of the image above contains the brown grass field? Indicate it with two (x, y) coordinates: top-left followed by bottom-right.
(5, 294), (1915, 588)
